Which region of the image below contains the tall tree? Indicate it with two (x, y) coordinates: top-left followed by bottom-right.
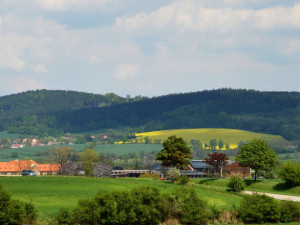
(80, 148), (100, 176)
(204, 152), (228, 179)
(50, 146), (73, 175)
(156, 136), (192, 170)
(209, 139), (218, 150)
(236, 139), (279, 181)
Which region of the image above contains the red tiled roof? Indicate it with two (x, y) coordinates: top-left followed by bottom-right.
(0, 162), (19, 172)
(9, 160), (38, 165)
(35, 164), (60, 172)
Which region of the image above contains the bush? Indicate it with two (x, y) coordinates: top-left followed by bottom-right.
(178, 175), (190, 185)
(280, 201), (300, 223)
(25, 201), (37, 225)
(279, 162), (300, 186)
(72, 185), (217, 225)
(0, 183), (37, 225)
(238, 193), (281, 223)
(72, 186), (162, 225)
(162, 188), (213, 225)
(56, 208), (72, 225)
(166, 168), (180, 183)
(227, 175), (246, 192)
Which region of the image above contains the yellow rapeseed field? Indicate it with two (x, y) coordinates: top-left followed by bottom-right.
(135, 128), (284, 150)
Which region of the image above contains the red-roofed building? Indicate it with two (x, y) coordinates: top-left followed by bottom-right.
(223, 162), (251, 178)
(33, 164), (60, 175)
(0, 162), (19, 175)
(9, 160), (38, 171)
(0, 160), (60, 176)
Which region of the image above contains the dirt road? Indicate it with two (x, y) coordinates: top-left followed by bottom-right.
(244, 191), (300, 202)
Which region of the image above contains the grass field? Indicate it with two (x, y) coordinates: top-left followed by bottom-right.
(0, 176), (242, 219)
(195, 178), (300, 197)
(1, 176), (299, 224)
(0, 131), (20, 139)
(0, 144), (162, 162)
(136, 128), (285, 149)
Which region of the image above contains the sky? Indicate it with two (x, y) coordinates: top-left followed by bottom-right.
(0, 0), (300, 97)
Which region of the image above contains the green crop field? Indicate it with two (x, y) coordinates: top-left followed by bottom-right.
(0, 176), (242, 220)
(0, 144), (162, 162)
(0, 131), (20, 139)
(136, 128), (285, 149)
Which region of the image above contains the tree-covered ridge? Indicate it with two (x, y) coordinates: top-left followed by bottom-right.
(1, 89), (300, 140)
(0, 89), (145, 120)
(55, 89), (300, 140)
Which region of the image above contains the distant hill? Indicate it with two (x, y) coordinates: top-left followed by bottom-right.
(0, 89), (131, 120)
(1, 89), (300, 140)
(135, 128), (286, 149)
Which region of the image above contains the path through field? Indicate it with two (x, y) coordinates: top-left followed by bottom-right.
(244, 191), (300, 202)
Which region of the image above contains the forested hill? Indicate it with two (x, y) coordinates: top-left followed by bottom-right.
(0, 89), (142, 119)
(2, 89), (300, 140)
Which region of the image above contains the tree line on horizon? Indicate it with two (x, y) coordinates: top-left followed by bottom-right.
(1, 89), (300, 140)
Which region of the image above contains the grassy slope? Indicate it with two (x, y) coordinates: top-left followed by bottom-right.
(196, 178), (300, 196)
(136, 128), (285, 149)
(0, 176), (241, 219)
(0, 144), (162, 162)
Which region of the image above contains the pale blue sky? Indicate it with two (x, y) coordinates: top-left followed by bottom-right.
(0, 0), (299, 97)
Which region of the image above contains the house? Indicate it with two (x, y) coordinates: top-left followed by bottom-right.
(33, 164), (60, 175)
(9, 160), (38, 171)
(0, 160), (60, 176)
(223, 162), (251, 178)
(11, 144), (24, 148)
(0, 162), (19, 175)
(150, 162), (206, 178)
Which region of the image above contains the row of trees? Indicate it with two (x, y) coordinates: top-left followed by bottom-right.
(45, 147), (111, 176)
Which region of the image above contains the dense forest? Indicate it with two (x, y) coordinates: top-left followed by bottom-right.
(0, 89), (146, 120)
(1, 89), (300, 140)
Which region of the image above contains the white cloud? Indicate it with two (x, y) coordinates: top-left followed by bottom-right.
(32, 64), (48, 73)
(31, 0), (114, 11)
(0, 76), (49, 94)
(0, 45), (26, 71)
(113, 64), (140, 81)
(0, 0), (299, 96)
(116, 2), (300, 33)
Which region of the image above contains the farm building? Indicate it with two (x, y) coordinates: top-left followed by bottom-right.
(222, 162), (251, 178)
(151, 160), (250, 178)
(0, 160), (60, 175)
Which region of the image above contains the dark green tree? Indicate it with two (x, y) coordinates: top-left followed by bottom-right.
(209, 139), (218, 150)
(218, 140), (224, 149)
(156, 136), (192, 170)
(236, 139), (279, 181)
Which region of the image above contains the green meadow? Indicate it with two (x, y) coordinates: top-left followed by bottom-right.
(194, 178), (300, 197)
(1, 176), (300, 224)
(0, 176), (242, 219)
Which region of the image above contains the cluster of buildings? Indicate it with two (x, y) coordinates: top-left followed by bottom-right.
(11, 138), (53, 149)
(0, 160), (60, 176)
(151, 160), (251, 178)
(0, 159), (250, 178)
